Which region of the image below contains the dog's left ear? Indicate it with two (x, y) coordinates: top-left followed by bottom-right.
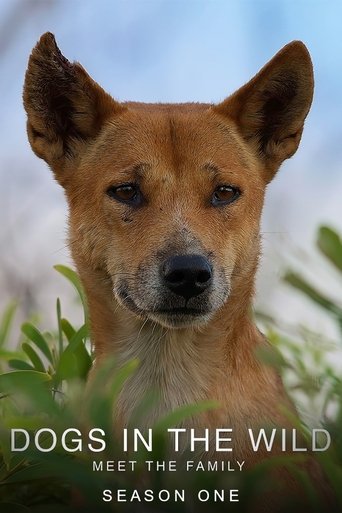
(213, 41), (314, 182)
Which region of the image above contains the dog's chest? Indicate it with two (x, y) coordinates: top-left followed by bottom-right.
(115, 327), (214, 426)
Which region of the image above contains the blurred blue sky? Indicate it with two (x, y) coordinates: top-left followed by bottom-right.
(0, 0), (341, 337)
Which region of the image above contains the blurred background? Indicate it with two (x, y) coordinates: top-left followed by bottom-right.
(0, 0), (341, 343)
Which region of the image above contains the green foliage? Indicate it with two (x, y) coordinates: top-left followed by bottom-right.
(54, 265), (88, 324)
(0, 302), (17, 348)
(0, 303), (23, 373)
(317, 226), (342, 273)
(0, 225), (341, 511)
(258, 226), (342, 423)
(255, 225), (342, 511)
(284, 225), (342, 331)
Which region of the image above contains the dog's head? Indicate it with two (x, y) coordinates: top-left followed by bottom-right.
(23, 33), (313, 328)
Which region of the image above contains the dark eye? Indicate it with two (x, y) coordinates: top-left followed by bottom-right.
(106, 183), (142, 206)
(211, 185), (240, 207)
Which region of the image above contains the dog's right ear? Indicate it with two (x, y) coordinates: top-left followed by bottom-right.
(23, 33), (124, 185)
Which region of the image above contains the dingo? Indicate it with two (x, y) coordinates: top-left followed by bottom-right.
(24, 33), (313, 464)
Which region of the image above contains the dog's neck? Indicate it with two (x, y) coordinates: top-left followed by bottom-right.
(80, 251), (264, 425)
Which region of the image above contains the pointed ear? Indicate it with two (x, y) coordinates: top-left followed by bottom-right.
(213, 41), (314, 182)
(23, 33), (125, 184)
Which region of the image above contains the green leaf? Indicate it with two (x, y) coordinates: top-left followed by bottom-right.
(318, 456), (342, 504)
(63, 324), (88, 354)
(0, 302), (16, 348)
(284, 271), (342, 317)
(74, 343), (92, 379)
(56, 298), (63, 358)
(286, 466), (321, 511)
(0, 371), (51, 394)
(154, 401), (219, 433)
(54, 265), (88, 322)
(255, 343), (288, 370)
(0, 350), (26, 361)
(4, 414), (48, 430)
(61, 319), (92, 379)
(0, 371), (58, 417)
(109, 359), (139, 398)
(56, 324), (90, 381)
(60, 318), (76, 341)
(2, 463), (52, 484)
(56, 351), (78, 380)
(8, 359), (34, 371)
(22, 343), (46, 373)
(317, 225), (342, 272)
(87, 358), (139, 428)
(21, 323), (53, 364)
(0, 504), (30, 513)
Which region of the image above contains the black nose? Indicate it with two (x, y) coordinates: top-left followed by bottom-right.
(162, 254), (212, 300)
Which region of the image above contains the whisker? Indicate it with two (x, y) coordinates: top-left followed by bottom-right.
(261, 231), (289, 235)
(135, 317), (150, 344)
